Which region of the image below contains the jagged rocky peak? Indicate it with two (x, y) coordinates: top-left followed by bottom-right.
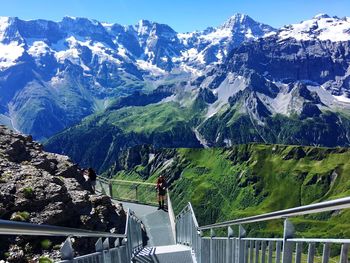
(59, 16), (107, 36)
(136, 19), (154, 36)
(220, 13), (251, 28)
(149, 22), (177, 39)
(0, 17), (23, 43)
(135, 19), (177, 41)
(220, 13), (276, 36)
(313, 13), (331, 19)
(0, 125), (125, 262)
(106, 22), (126, 34)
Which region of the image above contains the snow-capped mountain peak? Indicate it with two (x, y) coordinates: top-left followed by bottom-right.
(220, 13), (250, 29)
(278, 14), (350, 42)
(220, 13), (276, 36)
(175, 13), (277, 68)
(136, 19), (153, 36)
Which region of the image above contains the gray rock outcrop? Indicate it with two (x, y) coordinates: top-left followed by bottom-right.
(0, 125), (124, 262)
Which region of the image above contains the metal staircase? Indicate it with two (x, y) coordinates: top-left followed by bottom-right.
(1, 178), (350, 263)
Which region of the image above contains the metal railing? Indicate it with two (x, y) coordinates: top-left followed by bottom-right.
(176, 197), (350, 263)
(0, 208), (144, 263)
(96, 176), (157, 206)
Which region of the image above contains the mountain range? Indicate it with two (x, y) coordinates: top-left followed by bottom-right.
(1, 13), (350, 172)
(0, 13), (276, 139)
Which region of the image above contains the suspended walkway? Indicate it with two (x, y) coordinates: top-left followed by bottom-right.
(0, 177), (350, 263)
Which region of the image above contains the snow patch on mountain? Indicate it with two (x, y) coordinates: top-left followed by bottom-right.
(334, 94), (350, 103)
(117, 46), (129, 59)
(179, 64), (202, 76)
(177, 32), (195, 46)
(0, 17), (10, 41)
(55, 47), (80, 63)
(28, 41), (51, 57)
(136, 59), (166, 76)
(55, 36), (122, 65)
(279, 14), (350, 42)
(201, 27), (232, 43)
(0, 42), (24, 69)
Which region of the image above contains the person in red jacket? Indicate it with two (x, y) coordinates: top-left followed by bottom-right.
(156, 175), (167, 210)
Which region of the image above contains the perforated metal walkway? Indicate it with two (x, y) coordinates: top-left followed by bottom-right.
(121, 202), (175, 246)
(121, 202), (195, 263)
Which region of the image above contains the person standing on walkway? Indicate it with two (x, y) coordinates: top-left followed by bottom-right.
(87, 167), (97, 193)
(156, 175), (167, 210)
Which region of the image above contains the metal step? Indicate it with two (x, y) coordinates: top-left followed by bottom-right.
(133, 245), (194, 263)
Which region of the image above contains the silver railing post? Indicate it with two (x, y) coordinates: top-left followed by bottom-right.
(255, 240), (260, 263)
(249, 240), (254, 263)
(61, 237), (74, 261)
(244, 238), (249, 263)
(238, 225), (246, 263)
(268, 241), (273, 263)
(282, 219), (294, 263)
(295, 242), (302, 263)
(198, 230), (203, 263)
(210, 228), (216, 263)
(95, 238), (103, 252)
(276, 241), (282, 263)
(307, 243), (315, 263)
(321, 243), (330, 263)
(233, 237), (237, 263)
(261, 241), (267, 263)
(178, 214), (182, 244)
(226, 226), (234, 263)
(109, 180), (113, 198)
(339, 243), (349, 263)
(102, 238), (112, 263)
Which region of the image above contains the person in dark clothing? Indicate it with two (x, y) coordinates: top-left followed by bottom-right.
(156, 175), (167, 210)
(86, 167), (97, 193)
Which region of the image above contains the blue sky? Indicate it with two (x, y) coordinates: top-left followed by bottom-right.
(2, 0), (350, 32)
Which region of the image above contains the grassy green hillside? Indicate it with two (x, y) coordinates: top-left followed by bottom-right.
(100, 102), (194, 134)
(45, 101), (201, 171)
(111, 144), (350, 238)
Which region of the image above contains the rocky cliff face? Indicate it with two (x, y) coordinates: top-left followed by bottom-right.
(0, 125), (124, 262)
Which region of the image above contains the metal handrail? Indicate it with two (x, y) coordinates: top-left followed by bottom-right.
(188, 202), (199, 228)
(177, 202), (195, 219)
(288, 238), (350, 244)
(0, 207), (132, 238)
(198, 196), (350, 230)
(97, 176), (154, 186)
(123, 208), (131, 236)
(0, 219), (126, 238)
